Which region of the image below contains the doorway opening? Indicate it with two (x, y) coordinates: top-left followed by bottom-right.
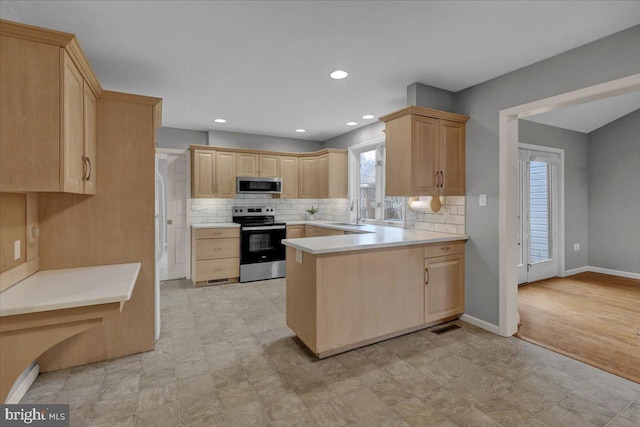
(498, 73), (640, 338)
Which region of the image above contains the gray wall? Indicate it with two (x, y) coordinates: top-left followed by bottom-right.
(457, 25), (640, 325)
(588, 109), (640, 274)
(0, 0), (23, 21)
(324, 121), (385, 150)
(157, 127), (208, 149)
(208, 130), (323, 152)
(407, 82), (456, 112)
(519, 120), (589, 271)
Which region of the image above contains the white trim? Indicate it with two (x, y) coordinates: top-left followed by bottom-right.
(498, 73), (640, 337)
(459, 314), (501, 335)
(586, 266), (640, 280)
(560, 266), (591, 277)
(5, 363), (39, 404)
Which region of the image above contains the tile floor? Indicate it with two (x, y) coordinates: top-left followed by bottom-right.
(21, 278), (640, 427)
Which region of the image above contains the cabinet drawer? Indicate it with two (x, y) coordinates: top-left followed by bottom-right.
(196, 238), (239, 260)
(196, 258), (239, 281)
(424, 241), (465, 258)
(194, 228), (239, 239)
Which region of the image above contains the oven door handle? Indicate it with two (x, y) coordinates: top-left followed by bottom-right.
(243, 225), (286, 231)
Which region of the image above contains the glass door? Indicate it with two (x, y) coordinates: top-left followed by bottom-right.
(518, 147), (560, 284)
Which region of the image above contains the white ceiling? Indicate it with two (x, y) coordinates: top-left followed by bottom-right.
(524, 90), (640, 133)
(5, 1), (640, 141)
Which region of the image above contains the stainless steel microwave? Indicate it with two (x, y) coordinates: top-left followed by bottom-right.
(236, 177), (282, 194)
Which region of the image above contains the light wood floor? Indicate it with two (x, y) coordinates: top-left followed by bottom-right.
(517, 272), (640, 383)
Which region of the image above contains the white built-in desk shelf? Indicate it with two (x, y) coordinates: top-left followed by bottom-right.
(0, 263), (141, 402)
(0, 263), (140, 317)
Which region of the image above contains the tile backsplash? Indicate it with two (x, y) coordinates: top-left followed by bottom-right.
(191, 195), (465, 235)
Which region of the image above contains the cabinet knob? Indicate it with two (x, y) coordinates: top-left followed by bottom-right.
(441, 246), (450, 251)
(214, 268), (222, 272)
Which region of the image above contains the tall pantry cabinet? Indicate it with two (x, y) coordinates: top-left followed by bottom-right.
(0, 19), (162, 372)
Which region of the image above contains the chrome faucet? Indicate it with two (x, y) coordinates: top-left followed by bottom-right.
(350, 197), (360, 224)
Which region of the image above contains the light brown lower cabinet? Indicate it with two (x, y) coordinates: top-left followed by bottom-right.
(286, 225), (304, 239)
(192, 228), (239, 286)
(304, 225), (344, 237)
(424, 242), (465, 323)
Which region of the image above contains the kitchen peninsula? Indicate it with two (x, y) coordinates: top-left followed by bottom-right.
(282, 223), (468, 358)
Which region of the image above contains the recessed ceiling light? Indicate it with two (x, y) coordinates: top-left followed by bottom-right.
(214, 118), (226, 123)
(362, 114), (374, 120)
(346, 121), (358, 126)
(295, 129), (306, 133)
(330, 70), (348, 80)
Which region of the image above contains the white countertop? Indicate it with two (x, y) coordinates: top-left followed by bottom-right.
(191, 223), (240, 229)
(0, 263), (141, 317)
(282, 221), (468, 254)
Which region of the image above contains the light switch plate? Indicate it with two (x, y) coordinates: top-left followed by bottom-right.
(479, 194), (487, 207)
(574, 243), (580, 251)
(14, 240), (21, 260)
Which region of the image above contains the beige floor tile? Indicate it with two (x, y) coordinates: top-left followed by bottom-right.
(136, 401), (180, 427)
(362, 408), (410, 427)
(68, 403), (94, 427)
(175, 357), (211, 380)
(448, 406), (503, 427)
(92, 391), (138, 424)
(177, 373), (217, 398)
(90, 414), (136, 427)
(310, 398), (359, 426)
(474, 394), (536, 427)
(530, 403), (599, 427)
(421, 386), (473, 418)
(224, 398), (270, 427)
(99, 373), (140, 401)
(137, 380), (178, 412)
(260, 388), (308, 421)
(342, 387), (390, 420)
(55, 383), (102, 408)
(371, 378), (415, 406)
(271, 409), (320, 427)
(393, 396), (446, 427)
(139, 365), (176, 390)
(218, 379), (259, 409)
(294, 380), (336, 407)
(179, 391), (224, 426)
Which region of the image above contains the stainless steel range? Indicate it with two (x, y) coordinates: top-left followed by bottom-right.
(232, 206), (286, 282)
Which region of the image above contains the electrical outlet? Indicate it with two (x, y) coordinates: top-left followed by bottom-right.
(574, 243), (580, 251)
(14, 240), (21, 260)
(479, 194), (487, 207)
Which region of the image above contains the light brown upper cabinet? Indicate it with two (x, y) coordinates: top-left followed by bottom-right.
(298, 156), (318, 198)
(278, 156), (299, 198)
(0, 20), (102, 194)
(300, 151), (347, 199)
(190, 146), (347, 199)
(192, 149), (236, 198)
(236, 153), (280, 178)
(380, 106), (469, 197)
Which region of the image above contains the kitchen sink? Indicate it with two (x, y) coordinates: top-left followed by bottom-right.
(329, 222), (366, 227)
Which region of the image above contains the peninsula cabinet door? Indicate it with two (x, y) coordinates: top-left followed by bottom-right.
(424, 253), (464, 323)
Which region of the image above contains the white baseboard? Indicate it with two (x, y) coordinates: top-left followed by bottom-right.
(562, 265), (640, 280)
(5, 363), (39, 404)
(459, 314), (501, 335)
(587, 266), (640, 280)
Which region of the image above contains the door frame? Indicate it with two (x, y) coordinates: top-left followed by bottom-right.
(517, 143), (564, 284)
(156, 147), (191, 280)
(498, 73), (640, 337)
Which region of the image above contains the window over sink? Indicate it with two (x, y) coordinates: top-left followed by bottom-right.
(349, 139), (405, 226)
